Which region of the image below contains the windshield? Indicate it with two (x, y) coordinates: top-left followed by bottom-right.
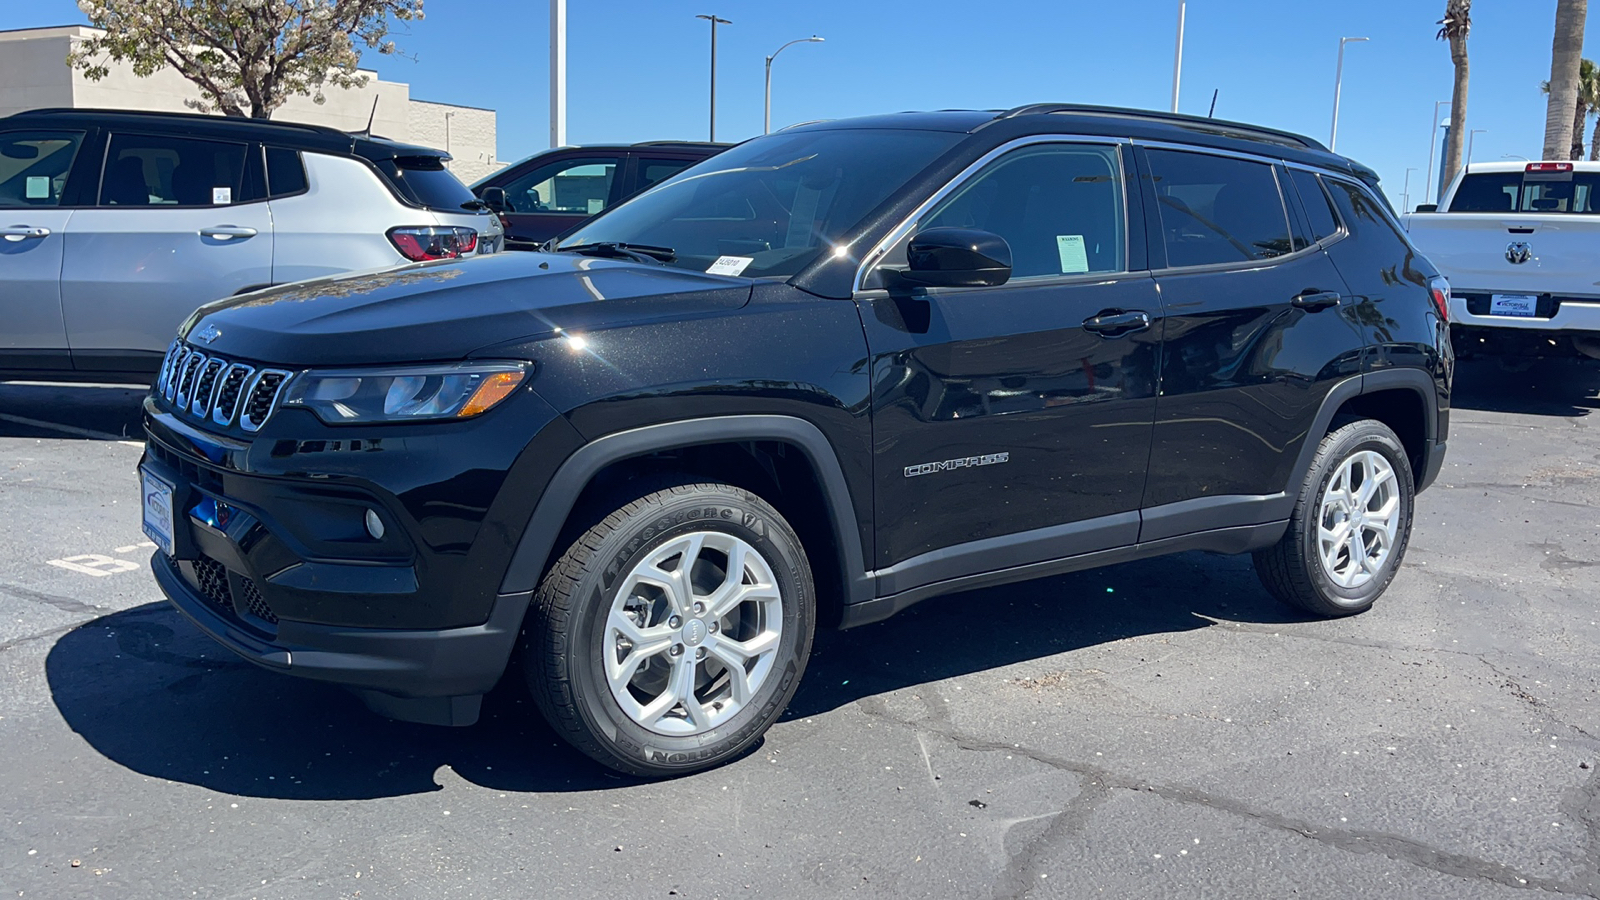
(554, 128), (963, 278)
(1449, 170), (1600, 213)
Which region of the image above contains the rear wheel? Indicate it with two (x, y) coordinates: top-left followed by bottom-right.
(524, 479), (814, 777)
(1253, 419), (1415, 617)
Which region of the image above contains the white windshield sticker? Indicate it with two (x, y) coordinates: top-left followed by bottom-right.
(706, 255), (754, 277)
(1056, 235), (1089, 274)
(212, 186), (232, 205)
(25, 176), (49, 199)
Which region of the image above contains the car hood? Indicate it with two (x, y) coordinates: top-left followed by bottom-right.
(184, 253), (753, 366)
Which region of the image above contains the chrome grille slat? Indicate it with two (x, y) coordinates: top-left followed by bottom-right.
(156, 342), (289, 432)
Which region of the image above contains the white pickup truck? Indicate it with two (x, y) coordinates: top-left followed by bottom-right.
(1403, 161), (1600, 361)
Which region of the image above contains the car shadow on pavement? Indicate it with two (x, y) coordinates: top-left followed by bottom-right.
(0, 382), (147, 440)
(1451, 357), (1600, 417)
(47, 550), (1306, 798)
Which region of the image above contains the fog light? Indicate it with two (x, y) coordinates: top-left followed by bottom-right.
(365, 508), (386, 540)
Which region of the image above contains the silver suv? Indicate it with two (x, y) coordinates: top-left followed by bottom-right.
(0, 108), (502, 383)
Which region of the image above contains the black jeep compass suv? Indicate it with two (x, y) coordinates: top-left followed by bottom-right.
(141, 104), (1452, 776)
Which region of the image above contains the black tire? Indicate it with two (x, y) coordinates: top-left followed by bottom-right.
(1252, 419), (1416, 617)
(523, 478), (815, 777)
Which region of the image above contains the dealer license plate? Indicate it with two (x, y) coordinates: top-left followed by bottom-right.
(1489, 293), (1538, 317)
(140, 467), (175, 557)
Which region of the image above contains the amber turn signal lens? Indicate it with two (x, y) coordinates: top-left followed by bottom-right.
(459, 371), (526, 417)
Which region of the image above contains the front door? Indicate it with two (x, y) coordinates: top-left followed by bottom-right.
(492, 154), (622, 249)
(1138, 147), (1366, 539)
(858, 141), (1161, 595)
(0, 129), (87, 372)
(60, 132), (273, 372)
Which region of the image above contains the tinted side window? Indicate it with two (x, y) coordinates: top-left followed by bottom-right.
(1325, 178), (1413, 249)
(266, 147), (308, 197)
(1146, 149), (1293, 267)
(1289, 169), (1340, 243)
(100, 133), (248, 207)
(0, 131), (84, 208)
(637, 157), (698, 193)
(920, 143), (1126, 278)
(498, 156), (620, 215)
(380, 156), (476, 211)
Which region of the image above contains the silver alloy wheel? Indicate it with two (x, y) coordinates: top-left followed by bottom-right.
(603, 531), (784, 735)
(1316, 449), (1401, 589)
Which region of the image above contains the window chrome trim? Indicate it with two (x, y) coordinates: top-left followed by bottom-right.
(851, 134), (1133, 295)
(1135, 141), (1332, 276)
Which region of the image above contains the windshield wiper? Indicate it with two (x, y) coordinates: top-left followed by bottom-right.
(557, 241), (677, 264)
(460, 198), (491, 212)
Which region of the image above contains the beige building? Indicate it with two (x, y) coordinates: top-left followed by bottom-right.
(0, 25), (498, 183)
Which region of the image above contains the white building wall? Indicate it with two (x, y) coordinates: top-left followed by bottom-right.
(408, 100), (497, 184)
(0, 26), (493, 175)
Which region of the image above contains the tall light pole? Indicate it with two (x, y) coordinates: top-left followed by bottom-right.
(696, 14), (731, 142)
(1424, 100), (1451, 205)
(1468, 128), (1488, 165)
(1329, 36), (1369, 151)
(550, 0), (566, 147)
(765, 36), (823, 135)
(1401, 166), (1418, 213)
(1170, 0), (1186, 113)
(444, 111), (455, 168)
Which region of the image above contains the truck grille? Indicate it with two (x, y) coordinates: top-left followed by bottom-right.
(156, 341), (291, 432)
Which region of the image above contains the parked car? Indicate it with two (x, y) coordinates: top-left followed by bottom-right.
(471, 141), (726, 250)
(1403, 160), (1600, 362)
(141, 104), (1450, 777)
(0, 108), (502, 384)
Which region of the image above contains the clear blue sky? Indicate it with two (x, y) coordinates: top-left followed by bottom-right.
(8, 1), (1600, 209)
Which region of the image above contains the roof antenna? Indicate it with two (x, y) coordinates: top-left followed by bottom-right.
(1208, 89), (1218, 118)
(359, 95), (379, 136)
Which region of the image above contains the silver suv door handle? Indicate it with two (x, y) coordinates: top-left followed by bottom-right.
(1, 226), (50, 241)
(200, 226), (258, 240)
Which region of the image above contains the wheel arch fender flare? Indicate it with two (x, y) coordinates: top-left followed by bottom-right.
(1283, 369), (1440, 503)
(497, 415), (872, 607)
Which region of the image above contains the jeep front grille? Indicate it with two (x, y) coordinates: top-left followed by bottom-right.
(155, 342), (291, 432)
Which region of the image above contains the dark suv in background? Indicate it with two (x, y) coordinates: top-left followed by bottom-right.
(471, 140), (726, 249)
(141, 104), (1451, 778)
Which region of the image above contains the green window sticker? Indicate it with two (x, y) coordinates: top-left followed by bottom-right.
(1056, 234), (1088, 274)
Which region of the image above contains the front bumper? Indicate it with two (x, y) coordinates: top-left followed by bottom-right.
(153, 551), (528, 725)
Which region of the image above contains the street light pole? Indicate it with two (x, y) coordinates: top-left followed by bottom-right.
(1401, 166), (1418, 213)
(765, 36), (824, 135)
(1424, 99), (1451, 205)
(1468, 128), (1488, 165)
(444, 111), (455, 169)
(1170, 0), (1185, 113)
(696, 14), (731, 142)
(1329, 36), (1369, 151)
(550, 0), (566, 148)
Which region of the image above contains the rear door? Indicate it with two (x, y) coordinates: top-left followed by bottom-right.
(1140, 146), (1365, 539)
(0, 128), (88, 373)
(60, 132), (273, 372)
(491, 153), (623, 249)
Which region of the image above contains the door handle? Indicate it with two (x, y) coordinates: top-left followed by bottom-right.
(1, 226), (50, 241)
(1292, 290), (1342, 311)
(1082, 309), (1152, 337)
(200, 226), (258, 240)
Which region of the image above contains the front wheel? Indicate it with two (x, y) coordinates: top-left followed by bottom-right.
(524, 479), (815, 777)
(1253, 419), (1415, 617)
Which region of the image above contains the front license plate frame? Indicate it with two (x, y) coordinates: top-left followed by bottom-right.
(140, 467), (176, 558)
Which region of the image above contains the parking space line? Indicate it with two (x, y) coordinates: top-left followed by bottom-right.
(0, 412), (138, 443)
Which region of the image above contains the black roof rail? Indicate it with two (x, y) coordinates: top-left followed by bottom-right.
(630, 140), (729, 148)
(994, 103), (1327, 151)
(8, 107), (355, 139)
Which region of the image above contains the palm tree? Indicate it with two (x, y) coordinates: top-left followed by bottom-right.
(1438, 1), (1471, 189)
(1543, 0), (1589, 160)
(1540, 59), (1600, 158)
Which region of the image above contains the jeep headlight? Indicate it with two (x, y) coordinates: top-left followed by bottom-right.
(280, 362), (529, 424)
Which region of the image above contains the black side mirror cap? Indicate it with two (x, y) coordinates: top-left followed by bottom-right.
(901, 227), (1012, 288)
(1414, 203), (1438, 213)
(480, 186), (509, 213)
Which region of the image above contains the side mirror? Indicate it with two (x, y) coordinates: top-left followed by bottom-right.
(1414, 203), (1438, 213)
(902, 227), (1012, 288)
(479, 186), (509, 213)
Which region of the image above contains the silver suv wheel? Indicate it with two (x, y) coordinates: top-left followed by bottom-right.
(1316, 449), (1401, 589)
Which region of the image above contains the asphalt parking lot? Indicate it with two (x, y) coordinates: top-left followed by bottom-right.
(1, 361), (1598, 899)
